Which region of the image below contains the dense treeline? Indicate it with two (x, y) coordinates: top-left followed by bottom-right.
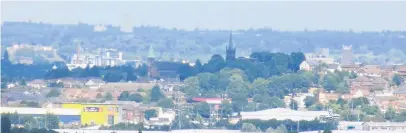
(238, 119), (337, 132)
(3, 22), (406, 62)
(1, 113), (59, 133)
(1, 50), (148, 84)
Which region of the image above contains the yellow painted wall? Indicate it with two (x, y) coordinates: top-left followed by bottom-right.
(61, 103), (120, 126)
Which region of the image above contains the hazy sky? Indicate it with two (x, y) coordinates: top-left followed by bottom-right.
(2, 1), (406, 31)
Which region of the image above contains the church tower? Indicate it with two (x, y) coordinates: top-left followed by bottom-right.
(226, 32), (236, 61)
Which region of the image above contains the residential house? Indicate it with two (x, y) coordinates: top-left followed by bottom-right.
(299, 61), (311, 71)
(326, 64), (342, 73)
(357, 65), (383, 77)
(85, 78), (106, 90)
(395, 65), (406, 77)
(101, 82), (156, 93)
(373, 96), (398, 112)
(27, 79), (47, 89)
(55, 78), (85, 88)
(318, 91), (340, 104)
(362, 122), (406, 131)
(147, 108), (176, 126)
(341, 65), (360, 72)
(371, 78), (390, 90)
(7, 83), (16, 89)
(394, 87), (406, 100)
(348, 76), (373, 97)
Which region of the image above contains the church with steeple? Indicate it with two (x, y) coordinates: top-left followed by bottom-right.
(146, 44), (189, 80)
(226, 32), (236, 61)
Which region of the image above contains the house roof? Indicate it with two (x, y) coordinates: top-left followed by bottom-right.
(29, 79), (47, 85)
(362, 122), (406, 127)
(87, 78), (105, 84)
(353, 76), (371, 82)
(393, 89), (406, 94)
(372, 78), (389, 84)
(395, 65), (406, 72)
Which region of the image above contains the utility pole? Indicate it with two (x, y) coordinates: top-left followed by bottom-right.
(174, 75), (182, 130)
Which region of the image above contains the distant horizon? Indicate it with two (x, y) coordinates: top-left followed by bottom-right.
(2, 1), (406, 32)
(3, 21), (406, 33)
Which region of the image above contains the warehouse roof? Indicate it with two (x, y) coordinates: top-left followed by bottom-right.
(0, 107), (80, 115)
(240, 108), (334, 121)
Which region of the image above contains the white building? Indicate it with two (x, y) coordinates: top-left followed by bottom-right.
(67, 48), (124, 70)
(240, 108), (339, 121)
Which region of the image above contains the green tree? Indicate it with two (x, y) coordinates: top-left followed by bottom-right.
(45, 113), (59, 129)
(46, 88), (61, 98)
(385, 106), (397, 121)
(150, 85), (165, 102)
(136, 64), (148, 77)
(323, 129), (332, 133)
(203, 54), (225, 73)
(392, 74), (403, 86)
(289, 100), (299, 110)
(104, 92), (113, 101)
(182, 77), (200, 97)
(194, 102), (211, 118)
(144, 109), (157, 120)
(275, 125), (288, 133)
(1, 115), (11, 133)
(241, 123), (260, 132)
(289, 52), (306, 72)
(194, 59), (203, 73)
(118, 91), (131, 101)
(220, 100), (233, 118)
(304, 96), (317, 108)
(157, 98), (174, 108)
(129, 93), (143, 103)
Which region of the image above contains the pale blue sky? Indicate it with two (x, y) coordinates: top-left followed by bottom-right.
(2, 1), (406, 31)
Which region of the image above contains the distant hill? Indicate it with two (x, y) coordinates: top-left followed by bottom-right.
(2, 21), (406, 62)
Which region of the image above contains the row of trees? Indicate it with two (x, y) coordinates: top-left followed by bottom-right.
(1, 113), (59, 132)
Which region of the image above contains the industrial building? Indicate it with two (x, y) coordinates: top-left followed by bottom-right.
(57, 102), (122, 126)
(240, 108), (339, 121)
(0, 107), (81, 125)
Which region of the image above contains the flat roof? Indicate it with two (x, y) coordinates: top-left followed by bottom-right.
(0, 107), (80, 115)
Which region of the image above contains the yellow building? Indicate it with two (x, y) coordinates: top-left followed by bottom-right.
(60, 103), (122, 126)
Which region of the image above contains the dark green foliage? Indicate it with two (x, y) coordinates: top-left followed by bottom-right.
(392, 74), (403, 86)
(220, 100), (233, 118)
(157, 98), (174, 108)
(46, 88), (61, 97)
(289, 100), (299, 110)
(48, 82), (63, 88)
(20, 100), (39, 107)
(10, 128), (57, 133)
(103, 71), (123, 82)
(1, 115), (11, 133)
(44, 113), (59, 129)
(104, 92), (113, 101)
(323, 129), (332, 133)
(150, 85), (165, 102)
(194, 102), (211, 118)
(118, 91), (143, 103)
(136, 64), (148, 77)
(203, 54), (226, 73)
(304, 96), (317, 108)
(239, 119), (337, 132)
(144, 109), (157, 120)
(289, 52), (306, 72)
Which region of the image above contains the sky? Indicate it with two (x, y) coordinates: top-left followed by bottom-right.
(1, 1), (406, 31)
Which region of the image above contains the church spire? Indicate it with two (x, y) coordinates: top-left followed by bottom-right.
(228, 32), (233, 49)
(148, 44), (155, 58)
(226, 31), (236, 61)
